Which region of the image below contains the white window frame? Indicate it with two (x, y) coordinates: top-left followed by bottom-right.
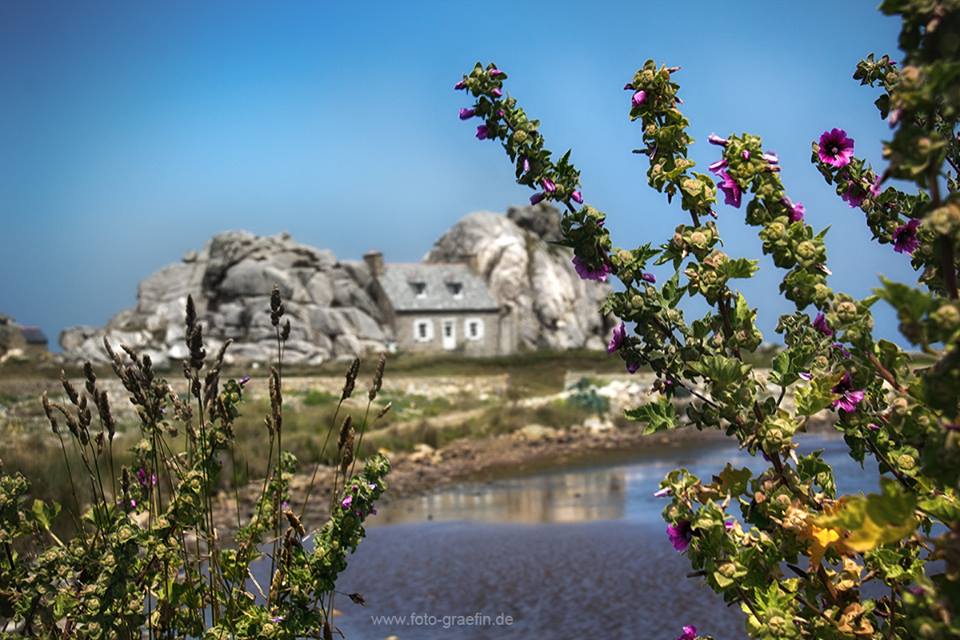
(464, 317), (485, 341)
(413, 319), (434, 343)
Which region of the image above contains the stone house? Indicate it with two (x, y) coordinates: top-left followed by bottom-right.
(0, 314), (48, 359)
(364, 251), (515, 356)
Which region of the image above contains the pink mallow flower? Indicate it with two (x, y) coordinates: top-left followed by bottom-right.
(572, 255), (612, 282)
(341, 495), (353, 510)
(492, 87), (503, 98)
(530, 192), (546, 205)
(626, 360), (641, 374)
(607, 322), (627, 353)
(488, 68), (505, 77)
(782, 196), (805, 222)
(676, 625), (698, 640)
(541, 178), (556, 193)
(832, 372), (865, 413)
(813, 312), (833, 336)
(818, 128), (855, 168)
(667, 521), (693, 551)
(475, 125), (489, 140)
(522, 157), (531, 173)
(654, 487), (672, 498)
(459, 108), (476, 120)
(708, 158), (727, 174)
(707, 134), (728, 146)
(641, 272), (656, 283)
(716, 170), (742, 208)
(893, 219), (921, 254)
(454, 80), (466, 91)
(631, 90), (647, 108)
(841, 183), (866, 208)
(571, 190), (583, 204)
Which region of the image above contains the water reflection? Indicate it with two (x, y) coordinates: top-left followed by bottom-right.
(330, 434), (880, 640)
(375, 468), (628, 525)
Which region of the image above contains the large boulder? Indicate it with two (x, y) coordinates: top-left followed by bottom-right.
(425, 205), (614, 350)
(60, 231), (383, 366)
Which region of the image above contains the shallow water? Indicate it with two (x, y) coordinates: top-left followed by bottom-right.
(328, 435), (880, 639)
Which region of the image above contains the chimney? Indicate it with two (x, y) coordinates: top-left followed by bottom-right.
(461, 252), (479, 272)
(364, 250), (385, 277)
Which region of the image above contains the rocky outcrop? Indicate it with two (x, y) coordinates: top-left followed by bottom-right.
(425, 205), (614, 350)
(60, 205), (613, 366)
(60, 231), (386, 367)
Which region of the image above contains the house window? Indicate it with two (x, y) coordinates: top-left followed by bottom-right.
(411, 282), (427, 298)
(464, 318), (484, 341)
(446, 282), (464, 299)
(413, 319), (434, 342)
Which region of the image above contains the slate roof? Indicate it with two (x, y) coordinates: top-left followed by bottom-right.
(20, 326), (48, 345)
(377, 263), (499, 312)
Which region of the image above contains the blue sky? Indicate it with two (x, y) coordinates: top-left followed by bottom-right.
(0, 1), (915, 349)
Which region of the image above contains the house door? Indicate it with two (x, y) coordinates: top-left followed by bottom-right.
(441, 319), (456, 350)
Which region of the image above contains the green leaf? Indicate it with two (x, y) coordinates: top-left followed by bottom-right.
(624, 397), (677, 434)
(713, 464), (752, 496)
(720, 257), (759, 280)
(873, 276), (937, 323)
(795, 373), (842, 416)
(689, 354), (752, 390)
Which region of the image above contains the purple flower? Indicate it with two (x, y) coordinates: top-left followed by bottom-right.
(341, 495), (353, 510)
(742, 150), (750, 160)
(641, 272), (656, 283)
(626, 360), (641, 374)
(623, 83), (633, 90)
(475, 125), (489, 140)
(888, 108), (903, 128)
(707, 133), (728, 146)
(716, 170), (742, 208)
(945, 423), (960, 432)
(724, 520), (734, 531)
(798, 371), (813, 381)
(488, 68), (505, 77)
(129, 498), (137, 508)
(454, 80), (466, 91)
(870, 175), (883, 197)
(867, 423), (882, 431)
(782, 196), (805, 222)
(763, 151), (780, 165)
(842, 183), (865, 208)
(653, 487), (672, 498)
(136, 468), (148, 487)
(239, 374), (251, 386)
(271, 615), (285, 623)
(459, 108), (476, 120)
(813, 312), (833, 336)
(522, 157), (531, 173)
(572, 255), (612, 282)
(893, 219), (921, 254)
(708, 158), (727, 174)
(631, 90), (647, 108)
(676, 625), (698, 640)
(492, 87), (503, 98)
(281, 500), (290, 511)
(530, 192), (546, 205)
(607, 322), (627, 354)
(818, 128), (855, 168)
(571, 190), (583, 204)
(541, 178), (556, 193)
(832, 372), (865, 413)
(832, 342), (852, 359)
(667, 521), (693, 551)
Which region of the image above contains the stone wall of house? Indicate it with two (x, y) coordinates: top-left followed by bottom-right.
(393, 310), (504, 357)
